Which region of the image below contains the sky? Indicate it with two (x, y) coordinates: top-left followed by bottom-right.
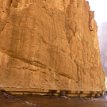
(87, 0), (107, 25)
(87, 0), (107, 75)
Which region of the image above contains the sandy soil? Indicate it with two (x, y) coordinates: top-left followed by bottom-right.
(0, 92), (107, 107)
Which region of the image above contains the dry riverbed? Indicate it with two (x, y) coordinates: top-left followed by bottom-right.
(0, 92), (107, 107)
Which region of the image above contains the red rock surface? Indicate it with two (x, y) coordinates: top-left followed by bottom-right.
(0, 0), (105, 92)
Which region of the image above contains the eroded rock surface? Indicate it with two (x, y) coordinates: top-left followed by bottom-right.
(0, 0), (105, 92)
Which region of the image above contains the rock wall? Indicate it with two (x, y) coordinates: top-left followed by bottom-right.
(0, 0), (105, 92)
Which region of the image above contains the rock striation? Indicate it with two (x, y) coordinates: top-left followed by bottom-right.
(0, 0), (105, 92)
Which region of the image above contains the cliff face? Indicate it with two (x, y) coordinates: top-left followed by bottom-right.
(0, 0), (105, 92)
(98, 23), (107, 75)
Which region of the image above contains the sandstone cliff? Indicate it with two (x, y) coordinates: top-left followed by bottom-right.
(0, 0), (105, 92)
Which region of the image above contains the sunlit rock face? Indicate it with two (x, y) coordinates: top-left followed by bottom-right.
(98, 23), (107, 75)
(0, 0), (105, 92)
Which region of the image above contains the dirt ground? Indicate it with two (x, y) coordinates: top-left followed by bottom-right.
(0, 92), (107, 107)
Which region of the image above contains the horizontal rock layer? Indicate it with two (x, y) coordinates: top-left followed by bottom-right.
(0, 0), (105, 92)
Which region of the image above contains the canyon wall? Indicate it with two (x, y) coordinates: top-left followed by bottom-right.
(0, 0), (105, 92)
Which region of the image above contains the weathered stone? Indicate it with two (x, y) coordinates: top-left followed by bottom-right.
(0, 0), (105, 92)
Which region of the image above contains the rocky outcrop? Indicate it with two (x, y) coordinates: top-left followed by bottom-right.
(0, 0), (105, 92)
